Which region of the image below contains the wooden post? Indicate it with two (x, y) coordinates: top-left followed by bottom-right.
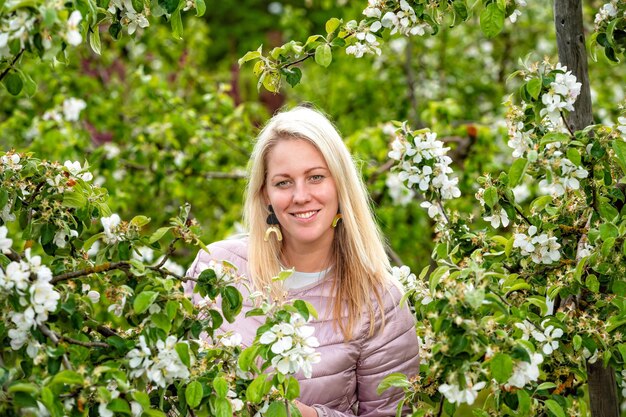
(554, 1), (620, 416)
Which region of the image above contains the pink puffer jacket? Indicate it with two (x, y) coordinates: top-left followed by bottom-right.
(185, 237), (419, 417)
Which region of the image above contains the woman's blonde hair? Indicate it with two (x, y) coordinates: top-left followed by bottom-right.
(244, 105), (392, 340)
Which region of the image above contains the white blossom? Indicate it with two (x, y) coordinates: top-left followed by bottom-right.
(438, 380), (486, 405)
(505, 351), (543, 389)
(66, 10), (83, 46)
(220, 332), (243, 348)
(101, 214), (122, 244)
(62, 98), (87, 122)
(531, 323), (564, 355)
(385, 173), (415, 206)
(483, 208), (510, 228)
(617, 116), (626, 136)
(53, 228), (78, 248)
(595, 1), (618, 27)
(87, 290), (101, 303)
(0, 225), (12, 253)
(513, 225), (561, 264)
(392, 265), (432, 304)
(1, 153), (22, 171)
(260, 313), (320, 378)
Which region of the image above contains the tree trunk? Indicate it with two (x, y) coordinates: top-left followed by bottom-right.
(554, 0), (593, 131)
(554, 1), (620, 416)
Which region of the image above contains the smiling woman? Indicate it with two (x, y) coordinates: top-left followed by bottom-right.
(186, 105), (419, 417)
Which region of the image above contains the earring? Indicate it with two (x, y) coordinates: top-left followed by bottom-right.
(264, 205), (283, 241)
(331, 213), (342, 228)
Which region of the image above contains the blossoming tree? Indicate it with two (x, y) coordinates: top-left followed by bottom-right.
(241, 0), (626, 416)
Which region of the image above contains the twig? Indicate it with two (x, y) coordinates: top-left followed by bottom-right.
(0, 49), (25, 82)
(560, 111), (575, 137)
(5, 248), (21, 262)
(204, 171), (247, 180)
(38, 324), (73, 370)
(386, 245), (404, 266)
(154, 238), (180, 269)
(513, 205), (531, 226)
(367, 160), (394, 185)
(51, 261), (131, 284)
(437, 200), (450, 224)
(436, 396), (444, 417)
(285, 398), (291, 417)
(59, 335), (109, 348)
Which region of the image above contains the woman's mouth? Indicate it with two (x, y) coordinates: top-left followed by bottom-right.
(292, 210), (319, 219)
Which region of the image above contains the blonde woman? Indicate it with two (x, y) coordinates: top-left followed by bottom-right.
(186, 106), (419, 417)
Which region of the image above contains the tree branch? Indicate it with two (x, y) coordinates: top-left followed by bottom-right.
(51, 261), (131, 284)
(38, 324), (73, 370)
(0, 49), (25, 83)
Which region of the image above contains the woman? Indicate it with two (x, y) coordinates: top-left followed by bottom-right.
(186, 105), (419, 417)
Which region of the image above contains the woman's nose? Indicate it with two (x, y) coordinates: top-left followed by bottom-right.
(292, 181), (311, 203)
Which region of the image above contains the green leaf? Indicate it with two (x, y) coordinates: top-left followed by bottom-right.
(266, 401), (289, 417)
(51, 370), (84, 386)
(480, 2), (505, 38)
(186, 381), (203, 408)
(159, 0), (179, 13)
(544, 399), (566, 417)
(566, 147), (581, 166)
(107, 398), (131, 415)
(171, 9), (183, 39)
(133, 291), (159, 315)
(238, 46), (262, 66)
(541, 132), (569, 145)
(612, 140), (626, 174)
(165, 300), (178, 320)
(238, 345), (260, 372)
(194, 0), (205, 16)
(526, 78), (542, 100)
(215, 397), (232, 417)
(283, 67), (302, 88)
(246, 375), (270, 403)
(304, 35), (322, 48)
(293, 300), (309, 321)
(586, 274), (600, 293)
(490, 353), (513, 383)
(517, 389), (531, 414)
(572, 334), (582, 350)
(377, 373), (410, 395)
(213, 376), (228, 399)
(149, 227), (171, 243)
(151, 313), (172, 333)
(63, 191), (87, 208)
(175, 342), (191, 368)
(89, 26), (101, 55)
(285, 376), (300, 400)
(315, 44), (332, 67)
(530, 195), (552, 212)
(599, 223), (619, 240)
(536, 382), (557, 390)
(17, 69), (36, 97)
(8, 382), (39, 394)
(130, 215), (151, 227)
(325, 17), (341, 34)
(508, 158), (528, 187)
(453, 0), (469, 20)
(3, 71), (23, 95)
(483, 186), (499, 208)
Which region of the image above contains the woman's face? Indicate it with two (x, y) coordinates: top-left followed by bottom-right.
(264, 139), (339, 253)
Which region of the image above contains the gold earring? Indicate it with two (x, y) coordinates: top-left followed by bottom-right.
(331, 213), (342, 228)
(264, 205), (283, 241)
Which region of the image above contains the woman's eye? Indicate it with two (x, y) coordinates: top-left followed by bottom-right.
(310, 175), (324, 182)
(275, 180), (290, 187)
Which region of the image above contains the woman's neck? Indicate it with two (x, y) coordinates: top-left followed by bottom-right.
(281, 244), (333, 272)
